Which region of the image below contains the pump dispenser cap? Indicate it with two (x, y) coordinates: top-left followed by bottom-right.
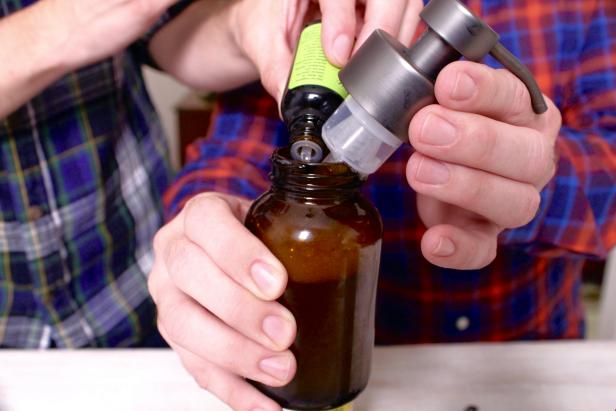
(338, 31), (438, 141)
(337, 0), (547, 143)
(322, 0), (547, 176)
(421, 0), (547, 114)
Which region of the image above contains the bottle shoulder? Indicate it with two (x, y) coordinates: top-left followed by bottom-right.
(282, 85), (345, 123)
(245, 190), (382, 283)
(245, 190), (382, 246)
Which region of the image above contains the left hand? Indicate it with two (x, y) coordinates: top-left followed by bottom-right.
(231, 0), (421, 102)
(151, 0), (420, 105)
(406, 61), (562, 269)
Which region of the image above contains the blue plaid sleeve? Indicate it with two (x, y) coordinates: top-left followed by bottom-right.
(163, 84), (288, 219)
(499, 1), (616, 260)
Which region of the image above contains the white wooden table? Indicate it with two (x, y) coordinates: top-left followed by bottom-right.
(1, 342), (615, 411)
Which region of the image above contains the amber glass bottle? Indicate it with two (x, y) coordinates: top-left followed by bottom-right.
(245, 149), (383, 410)
(282, 22), (347, 163)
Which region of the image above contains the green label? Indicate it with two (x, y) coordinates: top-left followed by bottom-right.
(288, 23), (348, 98)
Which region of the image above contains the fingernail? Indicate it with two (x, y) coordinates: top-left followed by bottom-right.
(332, 34), (352, 66)
(451, 72), (476, 100)
(415, 157), (450, 185)
(251, 261), (280, 297)
(260, 355), (291, 382)
(262, 315), (293, 349)
(433, 236), (456, 257)
(419, 113), (457, 146)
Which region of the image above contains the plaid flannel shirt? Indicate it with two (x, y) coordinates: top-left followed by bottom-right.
(0, 0), (191, 348)
(164, 0), (616, 343)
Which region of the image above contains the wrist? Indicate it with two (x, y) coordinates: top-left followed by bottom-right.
(38, 0), (83, 72)
(227, 1), (242, 54)
(21, 0), (73, 75)
(226, 1), (257, 72)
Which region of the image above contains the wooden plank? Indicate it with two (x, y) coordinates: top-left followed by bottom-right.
(0, 342), (615, 411)
(362, 342), (616, 411)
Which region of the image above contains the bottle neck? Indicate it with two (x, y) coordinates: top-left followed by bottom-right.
(270, 148), (363, 199)
(289, 112), (324, 140)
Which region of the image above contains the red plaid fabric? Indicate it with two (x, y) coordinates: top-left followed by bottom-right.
(164, 0), (616, 343)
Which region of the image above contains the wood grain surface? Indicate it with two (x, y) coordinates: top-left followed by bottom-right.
(0, 342), (614, 411)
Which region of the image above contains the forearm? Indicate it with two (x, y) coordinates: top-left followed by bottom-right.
(149, 0), (259, 92)
(0, 1), (71, 119)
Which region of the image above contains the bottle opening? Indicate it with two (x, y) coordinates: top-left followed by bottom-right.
(271, 147), (363, 193)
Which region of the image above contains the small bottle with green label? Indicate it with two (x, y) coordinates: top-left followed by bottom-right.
(282, 21), (348, 163)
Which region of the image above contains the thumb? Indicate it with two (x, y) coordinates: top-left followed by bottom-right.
(260, 43), (294, 106)
(319, 0), (356, 67)
(261, 0), (303, 105)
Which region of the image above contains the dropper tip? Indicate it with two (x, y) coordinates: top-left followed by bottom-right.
(290, 141), (324, 163)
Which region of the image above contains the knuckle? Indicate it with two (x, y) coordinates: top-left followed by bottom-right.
(222, 296), (246, 329)
(221, 382), (241, 407)
(517, 188), (541, 227)
(156, 319), (165, 337)
(526, 189), (542, 223)
(461, 172), (487, 208)
(541, 140), (558, 184)
(166, 238), (194, 281)
(486, 237), (498, 264)
(260, 64), (276, 90)
(164, 302), (191, 344)
(544, 100), (563, 134)
(468, 121), (496, 166)
(220, 339), (255, 377)
(547, 151), (558, 182)
(152, 229), (167, 254)
(495, 69), (529, 120)
(146, 263), (161, 300)
(184, 356), (245, 409)
(462, 239), (480, 268)
(193, 369), (212, 391)
(185, 194), (229, 229)
(526, 131), (554, 183)
(508, 81), (531, 120)
(465, 234), (497, 269)
(479, 239), (498, 269)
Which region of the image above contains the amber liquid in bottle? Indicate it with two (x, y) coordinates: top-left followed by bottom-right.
(245, 149), (382, 410)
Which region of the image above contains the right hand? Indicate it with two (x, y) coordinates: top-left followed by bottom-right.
(47, 0), (178, 69)
(148, 192), (297, 411)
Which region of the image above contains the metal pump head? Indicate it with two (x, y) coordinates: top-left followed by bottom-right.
(421, 0), (547, 114)
(338, 0), (547, 143)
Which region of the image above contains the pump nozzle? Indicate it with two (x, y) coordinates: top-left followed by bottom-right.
(322, 0), (548, 175)
(418, 0), (547, 114)
(490, 43), (547, 114)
